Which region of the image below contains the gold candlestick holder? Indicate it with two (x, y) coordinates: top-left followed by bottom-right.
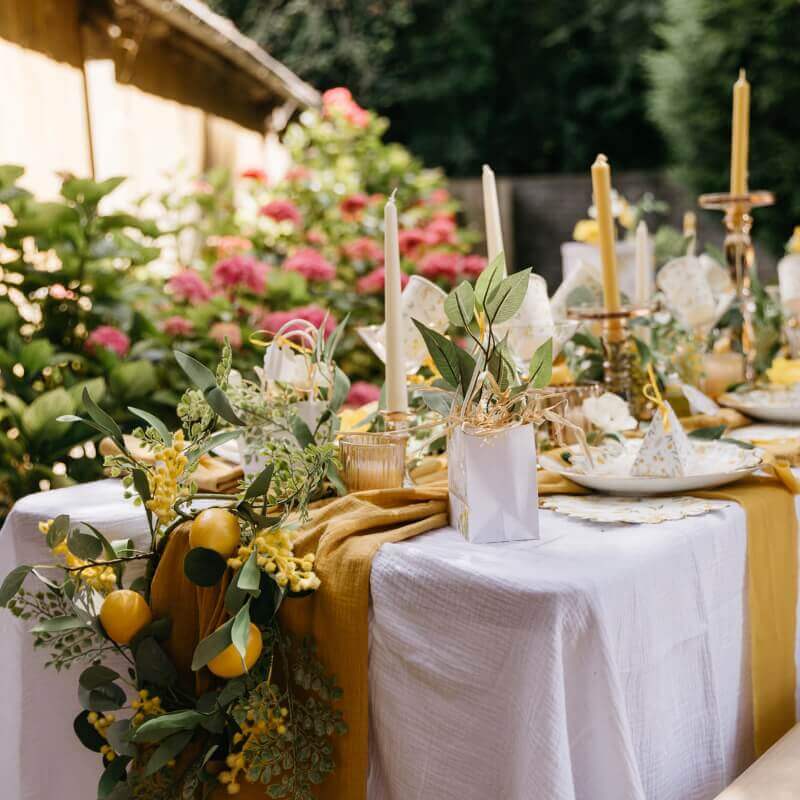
(567, 306), (653, 419)
(698, 189), (775, 383)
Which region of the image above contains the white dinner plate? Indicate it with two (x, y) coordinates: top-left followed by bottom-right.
(540, 439), (762, 496)
(718, 391), (800, 423)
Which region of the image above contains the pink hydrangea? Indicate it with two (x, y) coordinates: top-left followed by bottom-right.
(167, 270), (214, 304)
(212, 255), (269, 294)
(306, 229), (327, 246)
(346, 381), (381, 408)
(342, 236), (383, 263)
(256, 305), (337, 340)
(85, 325), (130, 358)
(425, 216), (457, 246)
(241, 168), (268, 183)
(460, 254), (488, 278)
(340, 193), (369, 219)
(419, 251), (461, 283)
(260, 199), (302, 226)
(207, 235), (252, 258)
(162, 316), (194, 337)
(322, 87), (370, 128)
(356, 267), (409, 295)
(209, 322), (243, 349)
(398, 228), (429, 256)
(284, 248), (336, 282)
(285, 166), (310, 182)
(427, 188), (451, 206)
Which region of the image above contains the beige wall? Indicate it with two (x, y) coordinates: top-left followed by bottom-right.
(0, 0), (272, 199)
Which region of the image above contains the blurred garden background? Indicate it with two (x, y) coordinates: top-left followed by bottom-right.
(0, 0), (799, 513)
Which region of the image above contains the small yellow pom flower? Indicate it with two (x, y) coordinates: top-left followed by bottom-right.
(573, 219), (599, 245)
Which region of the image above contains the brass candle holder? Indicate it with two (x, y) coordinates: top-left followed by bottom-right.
(698, 189), (775, 383)
(567, 306), (653, 419)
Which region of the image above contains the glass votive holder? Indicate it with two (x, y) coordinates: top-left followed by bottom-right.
(339, 432), (408, 492)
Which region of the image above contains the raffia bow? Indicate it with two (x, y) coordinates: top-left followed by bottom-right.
(643, 363), (670, 432)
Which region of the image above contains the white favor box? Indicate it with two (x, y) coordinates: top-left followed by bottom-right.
(448, 423), (540, 543)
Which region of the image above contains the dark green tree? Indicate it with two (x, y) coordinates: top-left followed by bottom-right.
(645, 0), (800, 254)
(211, 0), (666, 176)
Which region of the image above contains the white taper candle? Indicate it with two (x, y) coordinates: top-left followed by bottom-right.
(482, 164), (506, 276)
(383, 191), (408, 414)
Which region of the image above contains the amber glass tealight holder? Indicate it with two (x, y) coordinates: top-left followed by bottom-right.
(339, 432), (408, 492)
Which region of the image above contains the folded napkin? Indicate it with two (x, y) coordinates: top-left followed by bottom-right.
(680, 407), (751, 433)
(749, 437), (800, 468)
(99, 435), (243, 493)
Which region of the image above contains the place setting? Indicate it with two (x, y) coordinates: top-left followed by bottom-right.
(5, 9), (800, 800)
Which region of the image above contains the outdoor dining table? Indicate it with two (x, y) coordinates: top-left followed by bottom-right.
(2, 424), (799, 800)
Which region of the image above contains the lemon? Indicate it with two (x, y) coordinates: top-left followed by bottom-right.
(100, 589), (152, 645)
(189, 508), (241, 558)
(207, 623), (262, 678)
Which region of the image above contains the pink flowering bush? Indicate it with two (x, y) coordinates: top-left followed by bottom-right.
(152, 86), (483, 383)
(212, 255), (269, 294)
(283, 248), (336, 282)
(84, 325), (131, 358)
(345, 380), (382, 407)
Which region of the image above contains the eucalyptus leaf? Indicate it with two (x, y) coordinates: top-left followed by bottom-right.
(224, 572), (249, 614)
(183, 547), (227, 588)
(455, 347), (477, 395)
(244, 464), (274, 501)
(79, 681), (126, 712)
(250, 573), (284, 625)
(236, 550), (261, 593)
(97, 755), (131, 799)
(144, 729), (194, 776)
(204, 385), (245, 426)
(688, 425), (726, 441)
(529, 338), (553, 388)
(128, 407), (171, 444)
(32, 615), (87, 634)
(104, 718), (135, 758)
(444, 281), (476, 328)
(484, 268), (531, 325)
(132, 709), (206, 744)
(217, 679), (246, 708)
(131, 468), (151, 504)
(292, 415), (315, 449)
(135, 637), (178, 688)
(174, 350), (216, 392)
(67, 526), (103, 561)
(411, 320), (460, 389)
(329, 366), (351, 413)
(74, 710), (105, 752)
(474, 252), (505, 309)
(79, 664), (120, 690)
(191, 618), (234, 671)
(0, 565), (32, 607)
(230, 600), (252, 666)
(46, 514), (70, 549)
(82, 387), (124, 445)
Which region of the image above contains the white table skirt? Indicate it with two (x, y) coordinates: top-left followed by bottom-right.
(2, 461), (799, 800)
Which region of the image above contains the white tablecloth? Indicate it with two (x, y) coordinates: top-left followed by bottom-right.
(2, 451), (799, 800)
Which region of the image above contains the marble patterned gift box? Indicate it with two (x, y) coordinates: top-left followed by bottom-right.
(448, 423), (540, 543)
(631, 405), (691, 477)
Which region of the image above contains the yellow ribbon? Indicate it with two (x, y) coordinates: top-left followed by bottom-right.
(248, 329), (314, 355)
(643, 363), (671, 432)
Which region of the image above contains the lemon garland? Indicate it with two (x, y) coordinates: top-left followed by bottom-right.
(0, 347), (347, 799)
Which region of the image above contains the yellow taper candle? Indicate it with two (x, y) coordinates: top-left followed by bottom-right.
(730, 69), (750, 196)
(383, 191), (408, 414)
(482, 164), (506, 276)
(590, 154), (622, 339)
